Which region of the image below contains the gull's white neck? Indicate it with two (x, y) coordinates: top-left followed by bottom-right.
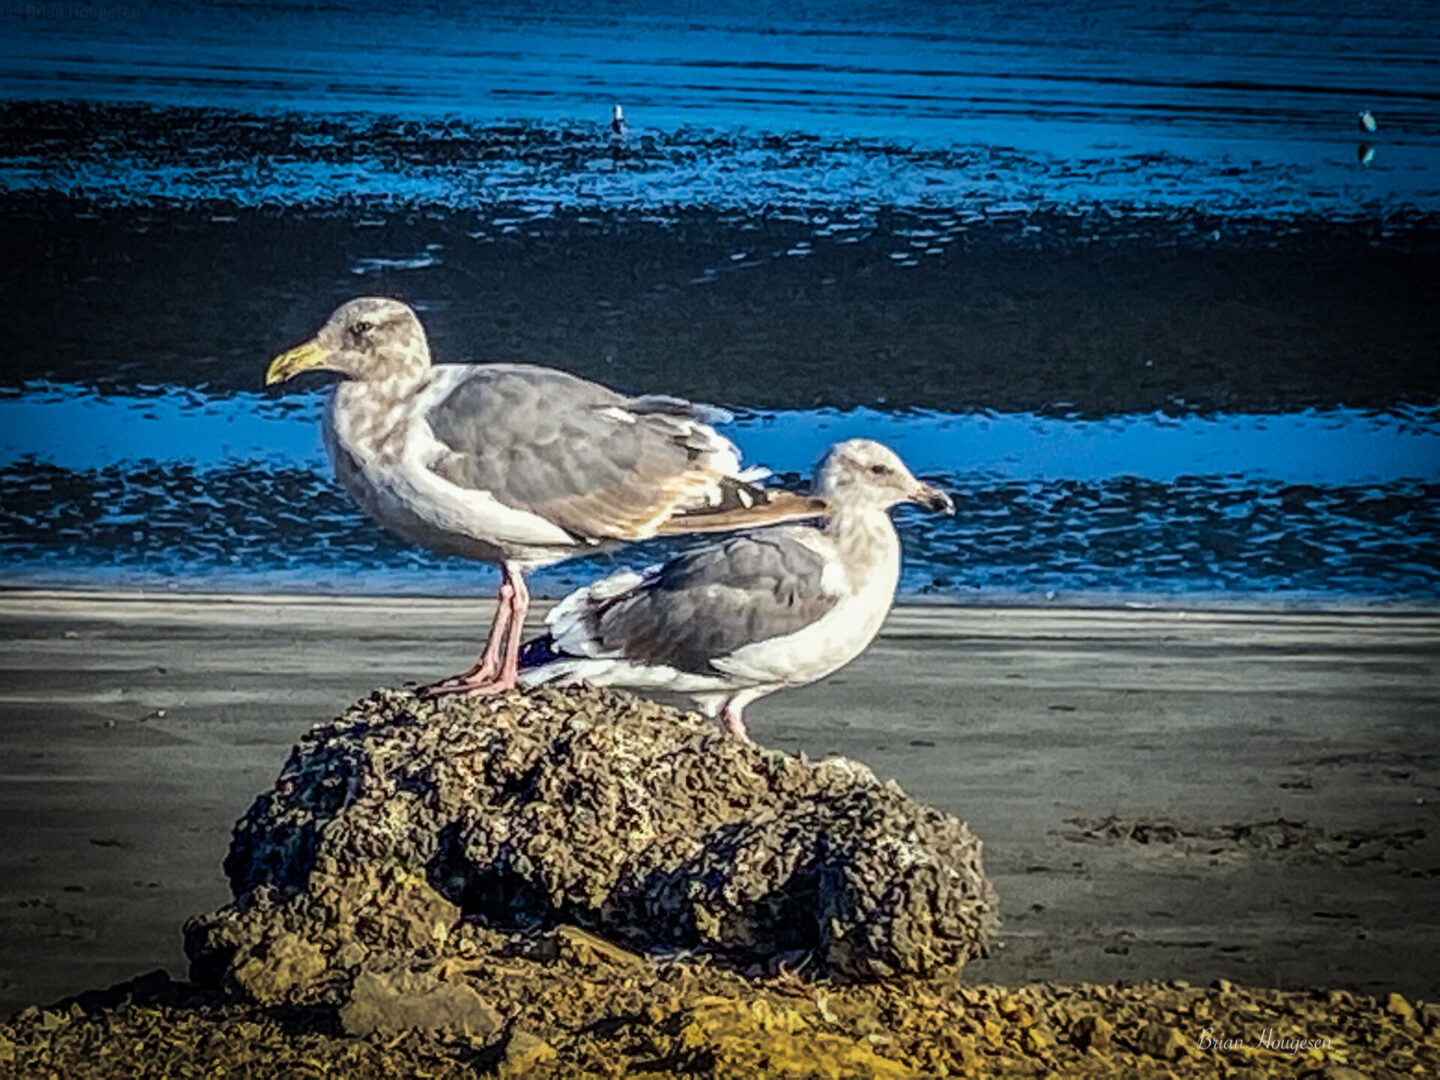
(327, 372), (428, 464)
(823, 503), (901, 594)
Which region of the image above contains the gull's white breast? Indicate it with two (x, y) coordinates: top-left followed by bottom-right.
(324, 376), (577, 566)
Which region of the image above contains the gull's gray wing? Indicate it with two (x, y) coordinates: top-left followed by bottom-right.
(579, 529), (841, 674)
(422, 364), (743, 540)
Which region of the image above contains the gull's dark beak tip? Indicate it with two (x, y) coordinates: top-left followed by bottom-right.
(920, 486), (956, 515)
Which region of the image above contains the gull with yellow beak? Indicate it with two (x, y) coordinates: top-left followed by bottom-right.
(267, 297), (826, 696)
(518, 439), (954, 742)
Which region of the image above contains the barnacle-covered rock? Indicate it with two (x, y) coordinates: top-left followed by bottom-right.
(184, 685), (997, 1004)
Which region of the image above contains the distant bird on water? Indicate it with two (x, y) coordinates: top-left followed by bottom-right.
(518, 439), (954, 742)
(608, 104), (629, 159)
(266, 297), (826, 696)
(1358, 109), (1377, 134)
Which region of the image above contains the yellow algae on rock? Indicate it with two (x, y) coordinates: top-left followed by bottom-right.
(675, 997), (913, 1079)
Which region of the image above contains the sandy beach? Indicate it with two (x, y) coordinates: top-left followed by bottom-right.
(1, 589), (1436, 1019)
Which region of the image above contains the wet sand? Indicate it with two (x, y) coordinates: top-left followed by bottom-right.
(0, 590), (1437, 1018)
(6, 201), (1437, 414)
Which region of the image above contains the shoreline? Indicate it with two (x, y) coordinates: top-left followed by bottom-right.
(5, 585), (1440, 617)
(1, 590), (1438, 1018)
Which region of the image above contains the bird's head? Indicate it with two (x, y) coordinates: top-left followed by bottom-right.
(266, 297), (430, 387)
(816, 439), (955, 514)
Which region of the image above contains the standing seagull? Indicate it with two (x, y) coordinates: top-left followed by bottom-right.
(266, 297), (826, 696)
(518, 439), (954, 741)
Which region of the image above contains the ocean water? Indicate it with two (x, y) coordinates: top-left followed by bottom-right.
(0, 0), (1436, 604)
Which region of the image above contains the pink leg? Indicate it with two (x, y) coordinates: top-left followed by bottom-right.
(493, 569), (530, 689)
(718, 699), (753, 744)
(420, 563), (528, 697)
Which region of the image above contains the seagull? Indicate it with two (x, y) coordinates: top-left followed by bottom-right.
(517, 439), (954, 742)
(610, 103), (628, 140)
(1358, 110), (1377, 134)
(266, 297), (827, 696)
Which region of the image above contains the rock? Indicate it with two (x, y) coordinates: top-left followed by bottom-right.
(1069, 1014), (1113, 1051)
(1020, 1027), (1051, 1053)
(554, 925), (646, 970)
(995, 994), (1030, 1022)
(185, 687), (996, 999)
(335, 941), (368, 970)
(229, 933), (327, 1005)
(499, 1029), (557, 1077)
(1420, 1001), (1440, 1033)
(1385, 991), (1413, 1021)
(6, 968), (1440, 1077)
(1135, 1020), (1187, 1060)
(338, 967), (501, 1041)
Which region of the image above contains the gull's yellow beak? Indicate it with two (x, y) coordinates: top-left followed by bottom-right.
(265, 339), (329, 386)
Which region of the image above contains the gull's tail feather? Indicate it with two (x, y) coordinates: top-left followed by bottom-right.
(655, 489), (829, 536)
(517, 629), (625, 689)
(524, 568), (648, 671)
(622, 394), (733, 427)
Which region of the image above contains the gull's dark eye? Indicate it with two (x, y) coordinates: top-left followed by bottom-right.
(350, 320), (373, 339)
(869, 463), (892, 477)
